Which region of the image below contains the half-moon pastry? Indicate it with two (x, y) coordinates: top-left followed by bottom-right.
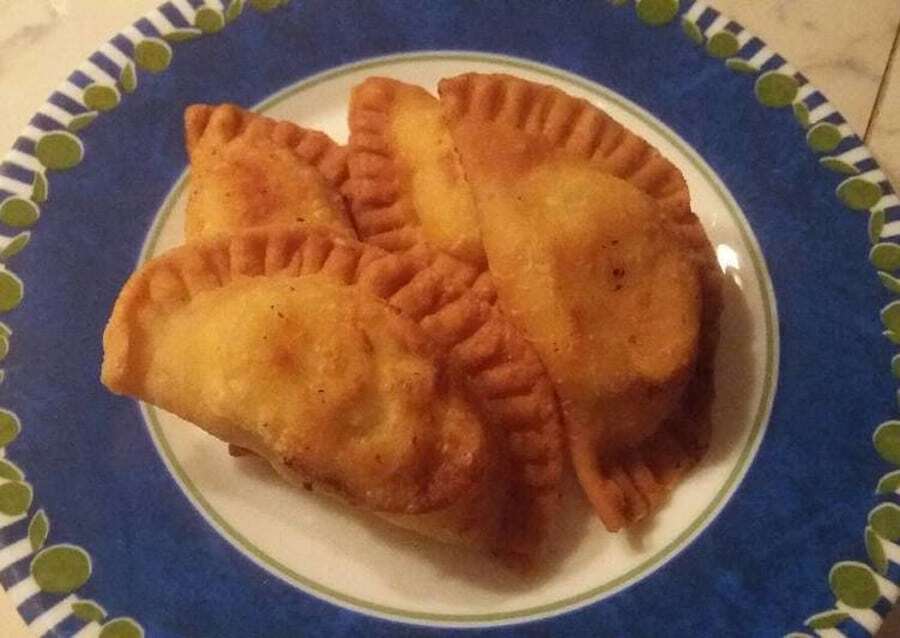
(346, 78), (485, 267)
(439, 73), (722, 531)
(439, 73), (691, 222)
(184, 104), (353, 240)
(101, 224), (562, 561)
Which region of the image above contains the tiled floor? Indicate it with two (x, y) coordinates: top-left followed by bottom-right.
(869, 39), (900, 187)
(0, 1), (898, 636)
(715, 0), (900, 185)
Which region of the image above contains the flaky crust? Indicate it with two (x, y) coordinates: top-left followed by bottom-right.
(438, 73), (723, 532)
(186, 104), (350, 192)
(345, 79), (425, 253)
(346, 78), (487, 269)
(103, 224), (562, 561)
(438, 73), (691, 221)
(184, 104), (353, 239)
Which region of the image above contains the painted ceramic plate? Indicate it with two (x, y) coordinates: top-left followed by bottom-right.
(0, 1), (897, 636)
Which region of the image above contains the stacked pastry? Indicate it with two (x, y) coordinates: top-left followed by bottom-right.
(101, 73), (722, 566)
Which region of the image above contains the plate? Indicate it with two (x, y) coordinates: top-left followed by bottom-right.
(0, 1), (897, 636)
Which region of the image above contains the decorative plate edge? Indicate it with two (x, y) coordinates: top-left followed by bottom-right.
(612, 1), (900, 636)
(0, 1), (291, 635)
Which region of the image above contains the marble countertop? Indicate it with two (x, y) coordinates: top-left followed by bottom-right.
(0, 0), (898, 636)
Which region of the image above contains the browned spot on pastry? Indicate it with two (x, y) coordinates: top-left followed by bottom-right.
(102, 224), (563, 563)
(184, 104), (354, 239)
(439, 72), (722, 532)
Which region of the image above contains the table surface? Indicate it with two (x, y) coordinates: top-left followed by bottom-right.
(1, 0), (899, 635)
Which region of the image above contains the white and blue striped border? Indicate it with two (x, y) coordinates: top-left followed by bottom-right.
(0, 1), (289, 636)
(652, 0), (900, 635)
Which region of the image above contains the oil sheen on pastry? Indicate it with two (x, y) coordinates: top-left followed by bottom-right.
(102, 224), (562, 561)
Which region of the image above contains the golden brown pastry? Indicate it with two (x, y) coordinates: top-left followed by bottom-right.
(102, 224), (562, 561)
(184, 104), (353, 240)
(346, 78), (485, 268)
(442, 73), (691, 217)
(438, 73), (722, 532)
